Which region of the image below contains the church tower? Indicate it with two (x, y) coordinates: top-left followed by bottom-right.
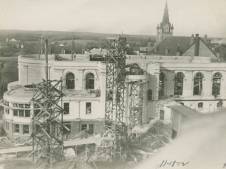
(157, 1), (174, 42)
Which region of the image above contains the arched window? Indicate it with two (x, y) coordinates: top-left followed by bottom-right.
(212, 72), (222, 96)
(66, 72), (75, 89)
(193, 72), (203, 95)
(159, 72), (165, 98)
(85, 73), (94, 89)
(174, 72), (184, 96)
(198, 102), (203, 109)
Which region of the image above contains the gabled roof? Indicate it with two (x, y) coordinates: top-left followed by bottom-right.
(150, 35), (217, 58)
(183, 36), (217, 58)
(151, 36), (191, 56)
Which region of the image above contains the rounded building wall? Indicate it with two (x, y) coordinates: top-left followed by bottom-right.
(3, 55), (106, 138)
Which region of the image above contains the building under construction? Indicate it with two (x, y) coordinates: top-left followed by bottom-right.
(1, 35), (226, 164)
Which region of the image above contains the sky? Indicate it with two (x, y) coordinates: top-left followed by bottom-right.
(0, 0), (226, 37)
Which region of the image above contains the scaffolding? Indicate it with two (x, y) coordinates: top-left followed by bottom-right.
(31, 39), (65, 165)
(104, 36), (128, 159)
(31, 80), (65, 164)
(127, 81), (144, 129)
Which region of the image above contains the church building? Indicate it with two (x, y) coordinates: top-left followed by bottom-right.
(156, 2), (174, 42)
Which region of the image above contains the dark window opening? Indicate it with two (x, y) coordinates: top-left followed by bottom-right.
(85, 73), (95, 89)
(81, 124), (87, 131)
(23, 125), (29, 134)
(217, 100), (223, 108)
(174, 72), (184, 96)
(13, 109), (18, 116)
(14, 124), (19, 133)
(129, 64), (144, 75)
(88, 124), (94, 134)
(193, 72), (203, 95)
(25, 104), (30, 108)
(198, 102), (203, 108)
(212, 72), (222, 97)
(159, 72), (165, 98)
(147, 89), (152, 101)
(25, 110), (30, 117)
(19, 110), (24, 117)
(64, 102), (69, 114)
(86, 102), (91, 114)
(160, 110), (164, 120)
(66, 72), (75, 89)
(19, 104), (24, 108)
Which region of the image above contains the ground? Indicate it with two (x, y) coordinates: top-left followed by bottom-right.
(135, 111), (226, 169)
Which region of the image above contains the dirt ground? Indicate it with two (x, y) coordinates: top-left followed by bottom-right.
(0, 121), (171, 169)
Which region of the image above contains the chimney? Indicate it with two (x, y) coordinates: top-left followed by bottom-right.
(176, 44), (181, 56)
(194, 34), (200, 56)
(190, 34), (195, 45)
(203, 34), (210, 44)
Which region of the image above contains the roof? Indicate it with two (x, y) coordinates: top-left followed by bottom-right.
(89, 48), (108, 56)
(151, 36), (192, 56)
(151, 35), (217, 58)
(4, 87), (34, 103)
(183, 36), (217, 58)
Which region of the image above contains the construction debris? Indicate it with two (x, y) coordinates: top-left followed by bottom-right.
(127, 121), (172, 162)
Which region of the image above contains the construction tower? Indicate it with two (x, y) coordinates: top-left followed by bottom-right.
(31, 39), (65, 165)
(105, 36), (128, 159)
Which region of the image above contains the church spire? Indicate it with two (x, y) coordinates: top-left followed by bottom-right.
(156, 1), (173, 42)
(162, 1), (170, 24)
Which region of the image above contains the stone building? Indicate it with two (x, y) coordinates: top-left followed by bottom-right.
(2, 54), (106, 138)
(1, 52), (226, 138)
(127, 55), (226, 122)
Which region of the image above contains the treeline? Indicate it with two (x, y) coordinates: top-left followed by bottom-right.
(0, 30), (155, 56)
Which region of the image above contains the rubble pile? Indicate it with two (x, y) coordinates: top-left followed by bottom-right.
(13, 136), (32, 146)
(0, 137), (13, 148)
(127, 121), (172, 162)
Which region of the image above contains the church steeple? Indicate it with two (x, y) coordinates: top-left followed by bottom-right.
(162, 1), (169, 24)
(156, 1), (174, 42)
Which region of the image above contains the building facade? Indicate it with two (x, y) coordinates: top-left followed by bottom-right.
(127, 55), (226, 121)
(2, 53), (226, 138)
(2, 54), (106, 138)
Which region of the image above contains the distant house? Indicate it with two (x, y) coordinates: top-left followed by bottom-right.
(9, 38), (17, 43)
(139, 47), (149, 55)
(89, 48), (108, 56)
(88, 48), (108, 61)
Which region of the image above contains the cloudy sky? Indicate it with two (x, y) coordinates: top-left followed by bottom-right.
(0, 0), (226, 37)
